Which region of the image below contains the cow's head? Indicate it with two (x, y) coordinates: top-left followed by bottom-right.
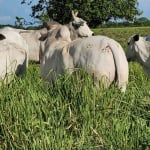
(126, 34), (140, 61)
(71, 10), (94, 38)
(126, 34), (149, 63)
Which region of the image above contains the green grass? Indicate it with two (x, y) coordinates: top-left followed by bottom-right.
(0, 27), (150, 150)
(93, 26), (150, 49)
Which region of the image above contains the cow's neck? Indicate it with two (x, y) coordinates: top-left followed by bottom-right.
(136, 38), (150, 64)
(67, 23), (79, 41)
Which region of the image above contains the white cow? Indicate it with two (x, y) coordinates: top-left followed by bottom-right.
(2, 10), (93, 63)
(126, 34), (150, 76)
(0, 30), (28, 84)
(0, 26), (49, 62)
(40, 27), (128, 92)
(39, 10), (94, 63)
(42, 10), (94, 41)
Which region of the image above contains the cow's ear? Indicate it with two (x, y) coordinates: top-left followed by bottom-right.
(72, 10), (78, 18)
(74, 11), (78, 17)
(0, 34), (6, 40)
(133, 34), (139, 41)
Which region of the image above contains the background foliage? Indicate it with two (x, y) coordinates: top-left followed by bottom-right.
(21, 0), (143, 27)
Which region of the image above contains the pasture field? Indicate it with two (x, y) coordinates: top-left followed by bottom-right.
(0, 27), (150, 150)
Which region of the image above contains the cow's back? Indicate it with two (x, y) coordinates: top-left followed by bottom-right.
(20, 30), (42, 62)
(0, 29), (28, 51)
(68, 36), (116, 86)
(67, 36), (128, 91)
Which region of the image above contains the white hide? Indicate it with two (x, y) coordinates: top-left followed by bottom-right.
(41, 35), (128, 92)
(20, 28), (47, 62)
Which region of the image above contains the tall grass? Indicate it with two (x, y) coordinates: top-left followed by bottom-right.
(0, 27), (150, 150)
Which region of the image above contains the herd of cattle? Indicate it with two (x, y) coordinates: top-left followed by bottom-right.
(0, 11), (149, 92)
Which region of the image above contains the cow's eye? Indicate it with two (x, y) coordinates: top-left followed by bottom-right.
(72, 22), (80, 29)
(127, 42), (130, 45)
(79, 21), (84, 26)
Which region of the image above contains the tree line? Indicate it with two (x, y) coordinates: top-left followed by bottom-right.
(20, 0), (144, 27)
(102, 17), (150, 28)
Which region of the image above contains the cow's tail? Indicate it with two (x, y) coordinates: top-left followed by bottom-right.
(108, 40), (129, 92)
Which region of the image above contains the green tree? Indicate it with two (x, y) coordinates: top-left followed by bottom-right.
(21, 0), (142, 27)
(134, 17), (150, 26)
(38, 12), (50, 23)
